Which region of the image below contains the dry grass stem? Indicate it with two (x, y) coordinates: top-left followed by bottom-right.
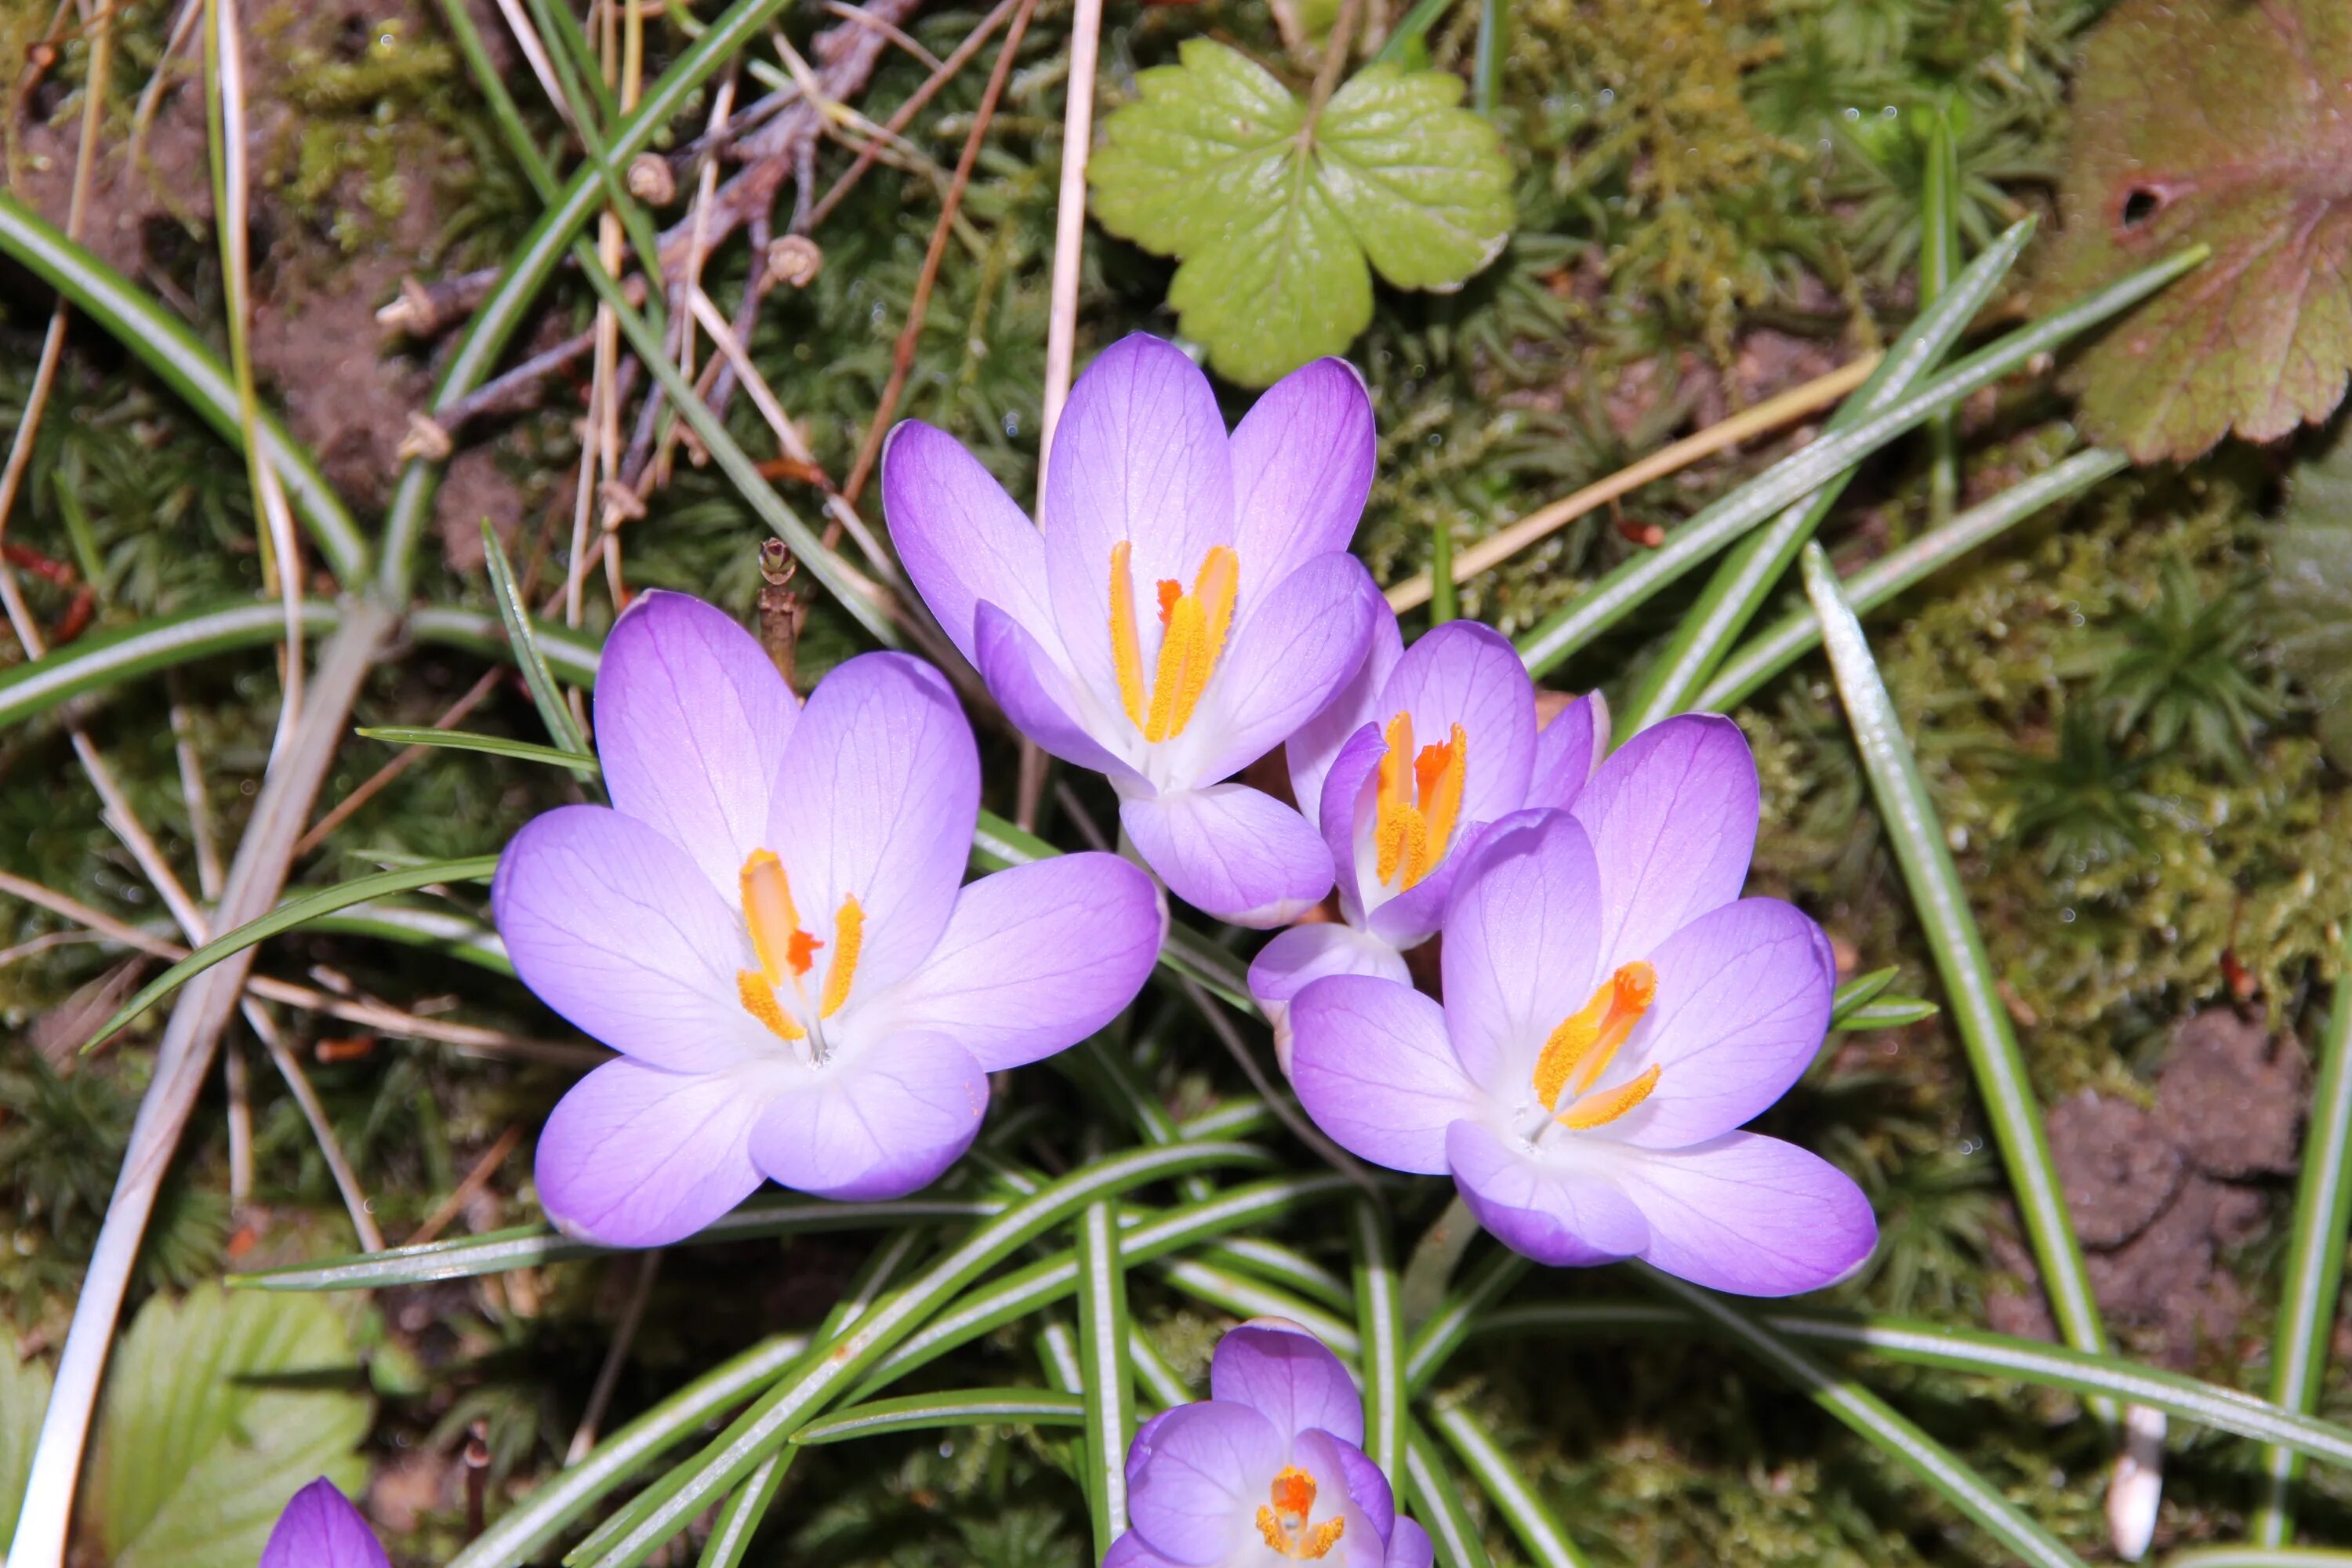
(1385, 352), (1882, 612)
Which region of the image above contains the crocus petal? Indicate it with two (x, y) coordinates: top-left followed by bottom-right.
(1229, 357), (1376, 604)
(880, 419), (1052, 666)
(1386, 1519), (1437, 1568)
(1120, 785), (1333, 928)
(975, 601), (1143, 786)
(1437, 811), (1604, 1094)
(855, 854), (1161, 1071)
(1376, 621), (1537, 831)
(1446, 1120), (1650, 1269)
(768, 652), (978, 994)
(1248, 922), (1411, 1011)
(1126, 1399), (1283, 1564)
(260, 1478), (390, 1568)
(1041, 336), (1236, 708)
(1211, 1319), (1365, 1447)
(747, 1033), (989, 1201)
(1292, 1428), (1386, 1568)
(1597, 1132), (1878, 1296)
(1181, 551), (1383, 786)
(1359, 818), (1492, 950)
(1316, 722), (1388, 925)
(1323, 1433), (1396, 1545)
(535, 1058), (767, 1247)
(1290, 977), (1482, 1176)
(1570, 714), (1759, 970)
(594, 591), (797, 899)
(1290, 611), (1402, 826)
(1102, 1534), (1186, 1568)
(1599, 898), (1837, 1149)
(493, 805), (764, 1074)
(1523, 691), (1604, 812)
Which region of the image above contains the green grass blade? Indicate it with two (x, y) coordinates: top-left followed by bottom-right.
(1802, 543), (2111, 1380)
(1922, 105), (1963, 532)
(2170, 1553), (2352, 1568)
(1404, 1419), (1495, 1568)
(87, 855), (502, 1049)
(1352, 1203), (1406, 1478)
(445, 1334), (808, 1568)
(234, 1198), (996, 1291)
(695, 1452), (789, 1568)
(2255, 942), (2352, 1542)
(1831, 967), (1899, 1016)
(1697, 448), (2129, 711)
(793, 1388), (1087, 1444)
(1471, 0), (1507, 115)
(379, 0), (794, 596)
(569, 256), (900, 648)
(1427, 1399), (1589, 1568)
(1473, 1302), (2352, 1468)
(1198, 1236), (1353, 1313)
(301, 902), (513, 975)
(1617, 217), (2034, 731)
(0, 196), (370, 583)
(481, 518), (592, 757)
(358, 725), (602, 774)
(576, 1142), (1272, 1568)
(1405, 1250), (1530, 1394)
(410, 604), (604, 684)
(1373, 0), (1454, 64)
(1076, 1201), (1134, 1550)
(1127, 1325), (1192, 1410)
(851, 1174), (1353, 1397)
(1834, 996), (1941, 1029)
(1639, 1266), (2089, 1568)
(1514, 243), (2203, 680)
(1154, 1258), (1360, 1352)
(0, 599), (345, 731)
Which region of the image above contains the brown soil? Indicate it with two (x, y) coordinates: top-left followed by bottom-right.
(1990, 1009), (2307, 1367)
(9, 0), (525, 541)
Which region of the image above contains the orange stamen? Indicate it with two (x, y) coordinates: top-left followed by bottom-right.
(1533, 961), (1660, 1120)
(1558, 1063), (1661, 1129)
(1109, 542), (1148, 731)
(1371, 713), (1468, 889)
(1133, 544), (1239, 743)
(736, 971), (807, 1041)
(820, 895), (863, 1018)
(739, 850), (802, 986)
(1255, 1467), (1345, 1559)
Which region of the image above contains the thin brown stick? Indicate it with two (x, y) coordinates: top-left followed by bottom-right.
(567, 1249), (662, 1461)
(1384, 352), (1884, 612)
(294, 668), (500, 857)
(808, 0), (1020, 229)
(1036, 0), (1104, 482)
(407, 1122), (525, 1247)
(839, 0), (1037, 509)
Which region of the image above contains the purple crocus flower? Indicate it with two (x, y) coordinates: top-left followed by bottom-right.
(493, 592), (1161, 1247)
(883, 334), (1385, 927)
(1288, 717), (1877, 1295)
(1110, 1318), (1432, 1568)
(1249, 612), (1605, 1050)
(259, 1478), (387, 1568)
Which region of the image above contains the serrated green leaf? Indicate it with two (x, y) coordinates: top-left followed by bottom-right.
(2040, 0), (2352, 461)
(1089, 42), (1512, 385)
(83, 1285), (370, 1568)
(0, 1351), (50, 1544)
(2270, 424), (2352, 770)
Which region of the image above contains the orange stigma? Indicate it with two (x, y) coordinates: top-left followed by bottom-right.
(1108, 541), (1239, 743)
(1532, 961), (1661, 1128)
(735, 851), (864, 1041)
(1371, 712), (1468, 889)
(1255, 1466), (1345, 1559)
